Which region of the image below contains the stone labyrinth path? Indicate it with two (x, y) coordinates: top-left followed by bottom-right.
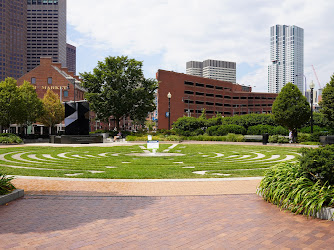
(0, 144), (300, 178)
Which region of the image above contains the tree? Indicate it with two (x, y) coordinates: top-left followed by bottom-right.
(320, 74), (334, 123)
(17, 81), (44, 132)
(0, 78), (22, 130)
(38, 89), (64, 134)
(272, 83), (311, 142)
(80, 56), (158, 131)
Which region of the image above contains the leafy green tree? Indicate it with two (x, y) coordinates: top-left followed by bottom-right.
(0, 78), (22, 130)
(80, 56), (158, 130)
(272, 83), (311, 142)
(38, 89), (64, 134)
(320, 74), (334, 123)
(17, 81), (44, 131)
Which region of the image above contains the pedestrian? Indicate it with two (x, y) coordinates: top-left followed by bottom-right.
(289, 130), (292, 143)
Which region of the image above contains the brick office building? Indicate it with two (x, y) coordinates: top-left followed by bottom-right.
(15, 57), (85, 135)
(156, 70), (278, 130)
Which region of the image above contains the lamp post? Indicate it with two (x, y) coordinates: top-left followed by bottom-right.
(309, 81), (315, 134)
(66, 77), (76, 102)
(167, 92), (172, 130)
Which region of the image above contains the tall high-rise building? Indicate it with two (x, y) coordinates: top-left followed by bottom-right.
(268, 25), (304, 93)
(186, 59), (236, 83)
(66, 43), (76, 74)
(0, 0), (27, 81)
(27, 0), (66, 72)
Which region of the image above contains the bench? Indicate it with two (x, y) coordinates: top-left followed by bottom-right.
(244, 135), (263, 142)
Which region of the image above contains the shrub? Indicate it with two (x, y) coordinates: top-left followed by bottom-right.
(0, 133), (23, 144)
(206, 125), (220, 136)
(296, 133), (311, 143)
(173, 116), (207, 136)
(299, 145), (334, 185)
(247, 125), (274, 135)
(89, 129), (107, 134)
(273, 126), (289, 136)
(258, 163), (334, 217)
(221, 114), (276, 129)
(300, 125), (329, 134)
(268, 135), (289, 143)
(226, 133), (244, 142)
(207, 124), (246, 136)
(0, 173), (16, 195)
(308, 131), (330, 142)
(185, 134), (244, 142)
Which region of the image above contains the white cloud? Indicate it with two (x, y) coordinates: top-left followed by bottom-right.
(68, 0), (334, 92)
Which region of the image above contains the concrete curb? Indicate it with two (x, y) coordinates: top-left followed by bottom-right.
(10, 175), (263, 182)
(315, 207), (334, 221)
(0, 189), (24, 205)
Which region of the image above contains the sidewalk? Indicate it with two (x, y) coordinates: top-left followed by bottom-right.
(12, 176), (262, 196)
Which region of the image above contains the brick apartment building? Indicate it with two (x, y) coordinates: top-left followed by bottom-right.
(156, 70), (278, 130)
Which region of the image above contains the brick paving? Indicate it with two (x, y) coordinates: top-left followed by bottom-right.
(0, 193), (333, 249)
(0, 177), (333, 249)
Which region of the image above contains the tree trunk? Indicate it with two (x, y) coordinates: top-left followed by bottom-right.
(292, 129), (297, 143)
(115, 116), (120, 131)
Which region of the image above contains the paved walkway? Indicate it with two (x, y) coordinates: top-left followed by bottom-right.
(0, 176), (333, 249)
(12, 176), (262, 196)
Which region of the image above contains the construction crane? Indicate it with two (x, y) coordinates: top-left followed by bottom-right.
(311, 65), (323, 89)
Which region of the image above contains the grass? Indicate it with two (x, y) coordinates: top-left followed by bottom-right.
(0, 144), (300, 179)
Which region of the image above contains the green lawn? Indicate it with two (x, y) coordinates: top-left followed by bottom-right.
(0, 144), (300, 179)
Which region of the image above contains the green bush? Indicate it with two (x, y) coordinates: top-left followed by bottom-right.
(89, 129), (108, 134)
(186, 134), (244, 142)
(246, 125), (273, 135)
(125, 135), (182, 141)
(207, 124), (246, 136)
(308, 131), (330, 142)
(299, 145), (334, 185)
(0, 173), (16, 195)
(220, 114), (276, 129)
(173, 116), (207, 136)
(258, 163), (334, 217)
(273, 126), (289, 136)
(296, 132), (311, 143)
(226, 133), (244, 142)
(246, 125), (289, 136)
(0, 133), (23, 144)
(268, 135), (289, 143)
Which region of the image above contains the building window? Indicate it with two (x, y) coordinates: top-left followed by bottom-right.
(184, 81), (194, 86)
(64, 90), (68, 97)
(47, 77), (52, 84)
(31, 77), (36, 84)
(196, 83), (204, 87)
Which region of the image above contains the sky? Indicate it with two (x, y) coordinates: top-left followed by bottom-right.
(67, 0), (334, 93)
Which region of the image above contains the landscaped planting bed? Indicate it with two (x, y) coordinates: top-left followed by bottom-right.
(0, 144), (300, 179)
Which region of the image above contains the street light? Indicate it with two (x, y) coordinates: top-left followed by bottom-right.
(309, 80), (315, 134)
(167, 92), (172, 130)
